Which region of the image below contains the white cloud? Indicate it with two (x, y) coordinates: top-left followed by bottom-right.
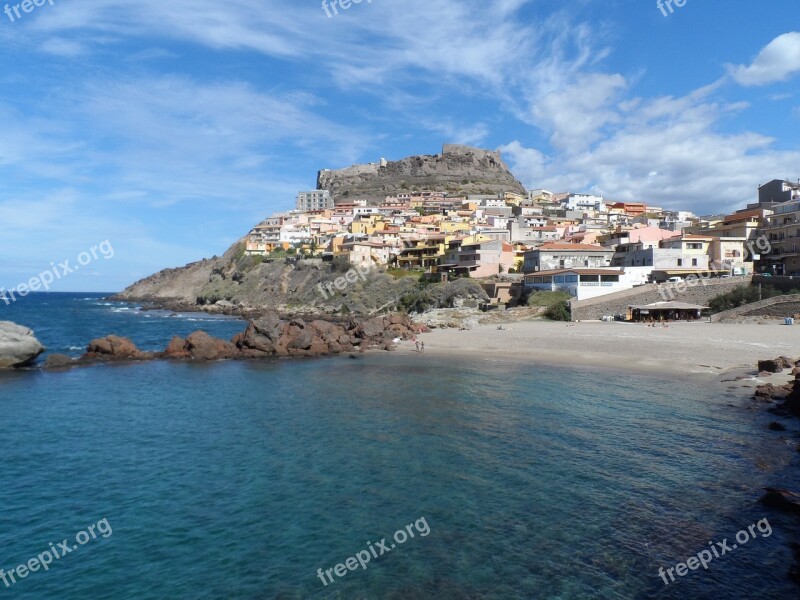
(729, 32), (800, 86)
(500, 78), (800, 214)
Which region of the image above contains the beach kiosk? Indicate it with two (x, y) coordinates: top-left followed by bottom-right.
(627, 301), (709, 323)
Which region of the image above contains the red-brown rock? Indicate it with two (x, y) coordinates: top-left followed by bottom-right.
(185, 331), (238, 361)
(84, 335), (150, 361)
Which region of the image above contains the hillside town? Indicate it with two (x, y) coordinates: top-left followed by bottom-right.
(245, 173), (799, 306)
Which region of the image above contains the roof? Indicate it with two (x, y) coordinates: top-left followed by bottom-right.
(526, 268), (625, 276)
(629, 301), (709, 310)
(341, 241), (394, 249)
(535, 242), (611, 252)
(652, 268), (727, 275)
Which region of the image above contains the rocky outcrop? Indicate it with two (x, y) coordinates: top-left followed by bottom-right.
(317, 144), (526, 203)
(42, 312), (421, 369)
(760, 488), (800, 514)
(758, 357), (794, 373)
(85, 335), (153, 361)
(0, 322), (45, 368)
(183, 331), (239, 361)
(233, 312), (418, 358)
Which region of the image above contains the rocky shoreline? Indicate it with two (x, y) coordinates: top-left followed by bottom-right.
(750, 356), (800, 585)
(39, 311), (425, 370)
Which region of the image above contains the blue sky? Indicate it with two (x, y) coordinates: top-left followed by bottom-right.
(0, 0), (798, 292)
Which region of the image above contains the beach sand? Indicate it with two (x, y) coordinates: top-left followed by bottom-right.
(400, 321), (800, 379)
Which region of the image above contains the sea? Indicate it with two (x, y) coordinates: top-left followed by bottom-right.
(0, 292), (798, 599)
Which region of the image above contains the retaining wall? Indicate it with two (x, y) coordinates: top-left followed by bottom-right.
(710, 293), (800, 322)
(570, 277), (753, 321)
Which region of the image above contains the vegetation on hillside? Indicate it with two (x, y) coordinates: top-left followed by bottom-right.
(707, 284), (799, 313)
(527, 290), (572, 307)
(544, 300), (571, 321)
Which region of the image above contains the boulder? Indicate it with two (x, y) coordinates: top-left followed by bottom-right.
(185, 331), (238, 361)
(758, 359), (785, 373)
(760, 487), (800, 514)
(163, 336), (191, 359)
(768, 421), (787, 431)
(0, 321), (45, 368)
(356, 316), (390, 339)
(233, 313), (285, 355)
(789, 543), (800, 585)
(755, 384), (777, 400)
(84, 335), (151, 361)
(758, 357), (795, 373)
(754, 383), (793, 402)
(42, 353), (75, 370)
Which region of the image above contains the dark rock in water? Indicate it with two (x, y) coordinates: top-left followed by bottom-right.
(760, 488), (800, 514)
(0, 321), (45, 368)
(758, 357), (794, 373)
(789, 543), (800, 585)
(43, 354), (76, 370)
(769, 421), (787, 431)
(755, 383), (793, 402)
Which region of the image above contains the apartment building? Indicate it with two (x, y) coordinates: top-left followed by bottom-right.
(760, 199), (800, 275)
(296, 190), (333, 211)
(523, 242), (614, 273)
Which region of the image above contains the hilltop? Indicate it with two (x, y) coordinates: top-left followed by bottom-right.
(317, 144), (526, 202)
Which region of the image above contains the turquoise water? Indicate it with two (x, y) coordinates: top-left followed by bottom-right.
(1, 295), (799, 598)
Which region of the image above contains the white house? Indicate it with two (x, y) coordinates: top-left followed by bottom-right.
(563, 193), (606, 213)
(523, 242), (615, 273)
(523, 268), (633, 300)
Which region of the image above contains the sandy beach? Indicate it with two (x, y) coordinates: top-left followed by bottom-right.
(400, 321), (800, 379)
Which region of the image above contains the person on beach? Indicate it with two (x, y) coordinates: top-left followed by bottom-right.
(415, 341), (420, 352)
(421, 341), (425, 353)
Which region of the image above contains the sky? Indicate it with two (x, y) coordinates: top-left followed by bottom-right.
(0, 0), (798, 292)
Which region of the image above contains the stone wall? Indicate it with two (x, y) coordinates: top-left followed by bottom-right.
(711, 294), (800, 322)
(570, 277), (753, 321)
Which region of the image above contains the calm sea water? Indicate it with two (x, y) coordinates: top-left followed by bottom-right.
(0, 293), (798, 599)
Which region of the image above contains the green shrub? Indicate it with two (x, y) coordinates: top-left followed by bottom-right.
(527, 290), (572, 307)
(544, 300), (571, 321)
(708, 285), (782, 313)
(331, 256), (352, 273)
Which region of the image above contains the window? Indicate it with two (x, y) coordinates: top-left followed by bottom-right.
(692, 259), (698, 266)
(677, 259), (683, 266)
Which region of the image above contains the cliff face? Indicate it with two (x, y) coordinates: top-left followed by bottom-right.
(317, 144), (526, 202)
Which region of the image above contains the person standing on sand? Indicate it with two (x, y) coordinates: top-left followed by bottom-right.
(415, 341), (420, 352)
(421, 341), (425, 353)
